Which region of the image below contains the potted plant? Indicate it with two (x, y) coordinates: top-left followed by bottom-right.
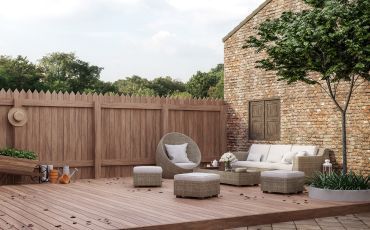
(0, 148), (39, 175)
(219, 152), (237, 171)
(308, 172), (370, 202)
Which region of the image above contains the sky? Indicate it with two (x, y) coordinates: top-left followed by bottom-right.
(0, 0), (265, 82)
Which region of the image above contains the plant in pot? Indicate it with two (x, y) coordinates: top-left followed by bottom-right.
(308, 172), (370, 202)
(0, 148), (38, 175)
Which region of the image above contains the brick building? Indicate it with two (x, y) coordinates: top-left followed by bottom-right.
(223, 0), (369, 174)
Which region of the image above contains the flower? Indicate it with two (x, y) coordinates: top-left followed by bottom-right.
(219, 152), (237, 163)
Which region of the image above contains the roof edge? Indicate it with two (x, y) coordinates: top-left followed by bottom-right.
(222, 0), (273, 42)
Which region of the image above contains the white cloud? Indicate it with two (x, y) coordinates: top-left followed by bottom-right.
(150, 30), (175, 44)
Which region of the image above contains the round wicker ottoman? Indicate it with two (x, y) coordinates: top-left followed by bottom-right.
(174, 173), (220, 198)
(261, 170), (305, 194)
(133, 166), (162, 187)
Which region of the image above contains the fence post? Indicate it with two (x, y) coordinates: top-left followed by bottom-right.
(220, 103), (227, 153)
(94, 99), (102, 178)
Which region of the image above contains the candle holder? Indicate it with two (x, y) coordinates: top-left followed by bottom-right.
(323, 159), (332, 174)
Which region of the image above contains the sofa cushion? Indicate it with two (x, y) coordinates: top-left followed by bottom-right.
(246, 151), (262, 162)
(266, 145), (292, 163)
(291, 145), (318, 156)
(248, 144), (271, 162)
(231, 161), (293, 170)
(281, 151), (298, 164)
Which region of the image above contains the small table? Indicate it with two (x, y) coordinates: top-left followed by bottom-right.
(196, 168), (260, 186)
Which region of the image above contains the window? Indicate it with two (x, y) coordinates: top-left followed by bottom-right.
(249, 99), (280, 140)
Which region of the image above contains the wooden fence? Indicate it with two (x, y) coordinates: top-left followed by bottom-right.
(0, 89), (226, 184)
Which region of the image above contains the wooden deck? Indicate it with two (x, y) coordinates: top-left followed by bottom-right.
(0, 178), (369, 230)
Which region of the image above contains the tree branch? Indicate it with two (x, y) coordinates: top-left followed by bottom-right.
(333, 79), (340, 99)
(343, 75), (356, 113)
(326, 78), (344, 112)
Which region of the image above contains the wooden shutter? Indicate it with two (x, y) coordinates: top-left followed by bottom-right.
(265, 100), (280, 140)
(249, 101), (265, 140)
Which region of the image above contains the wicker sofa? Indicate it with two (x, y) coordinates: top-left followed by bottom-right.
(231, 144), (329, 178)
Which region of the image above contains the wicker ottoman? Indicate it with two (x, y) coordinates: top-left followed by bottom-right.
(261, 170), (305, 194)
(133, 166), (162, 187)
(174, 173), (220, 198)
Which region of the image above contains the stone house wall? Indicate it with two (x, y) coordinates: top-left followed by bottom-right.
(223, 0), (369, 174)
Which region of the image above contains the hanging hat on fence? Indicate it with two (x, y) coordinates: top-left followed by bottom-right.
(8, 107), (28, 127)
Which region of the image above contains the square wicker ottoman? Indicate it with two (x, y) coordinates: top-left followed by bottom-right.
(261, 170), (305, 194)
(174, 173), (220, 198)
(133, 166), (162, 187)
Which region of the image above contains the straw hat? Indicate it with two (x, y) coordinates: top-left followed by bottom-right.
(8, 107), (28, 127)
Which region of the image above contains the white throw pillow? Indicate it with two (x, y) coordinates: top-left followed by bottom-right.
(281, 151), (298, 164)
(295, 151), (307, 157)
(247, 151), (262, 162)
(165, 143), (190, 163)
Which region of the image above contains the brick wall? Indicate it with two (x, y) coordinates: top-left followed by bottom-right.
(224, 0), (370, 174)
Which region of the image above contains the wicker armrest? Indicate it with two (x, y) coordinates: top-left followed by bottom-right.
(233, 151), (249, 161)
(292, 155), (324, 178)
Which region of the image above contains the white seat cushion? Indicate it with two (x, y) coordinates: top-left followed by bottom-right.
(281, 151), (298, 164)
(165, 143), (191, 163)
(133, 166), (162, 174)
(261, 170), (305, 178)
(248, 144), (271, 162)
(291, 145), (318, 156)
(246, 151), (262, 162)
(266, 145), (292, 163)
(175, 162), (197, 169)
(232, 161), (293, 170)
(174, 172), (220, 182)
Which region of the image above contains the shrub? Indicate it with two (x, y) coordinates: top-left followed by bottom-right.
(310, 171), (369, 190)
(0, 148), (37, 160)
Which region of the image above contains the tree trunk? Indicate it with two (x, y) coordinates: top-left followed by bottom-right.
(341, 112), (347, 174)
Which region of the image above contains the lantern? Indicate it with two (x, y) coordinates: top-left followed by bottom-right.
(323, 159), (332, 174)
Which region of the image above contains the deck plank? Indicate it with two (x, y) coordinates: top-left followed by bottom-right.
(0, 178), (369, 229)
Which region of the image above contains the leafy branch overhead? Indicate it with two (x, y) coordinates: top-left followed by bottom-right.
(245, 0), (369, 106)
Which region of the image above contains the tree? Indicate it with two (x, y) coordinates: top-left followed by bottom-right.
(208, 74), (224, 99)
(38, 52), (105, 93)
(186, 64), (223, 98)
(245, 0), (370, 173)
(171, 91), (192, 98)
(0, 55), (47, 91)
(114, 75), (155, 96)
(150, 76), (186, 97)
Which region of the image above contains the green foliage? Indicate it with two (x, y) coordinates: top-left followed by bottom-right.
(245, 0), (370, 84)
(0, 52), (223, 98)
(0, 55), (47, 91)
(310, 172), (369, 190)
(150, 76), (186, 97)
(114, 75), (155, 96)
(171, 91), (192, 98)
(39, 52), (114, 94)
(0, 148), (38, 160)
(186, 64), (224, 98)
(208, 74), (224, 99)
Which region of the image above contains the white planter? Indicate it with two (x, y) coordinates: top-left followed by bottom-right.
(308, 186), (370, 202)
